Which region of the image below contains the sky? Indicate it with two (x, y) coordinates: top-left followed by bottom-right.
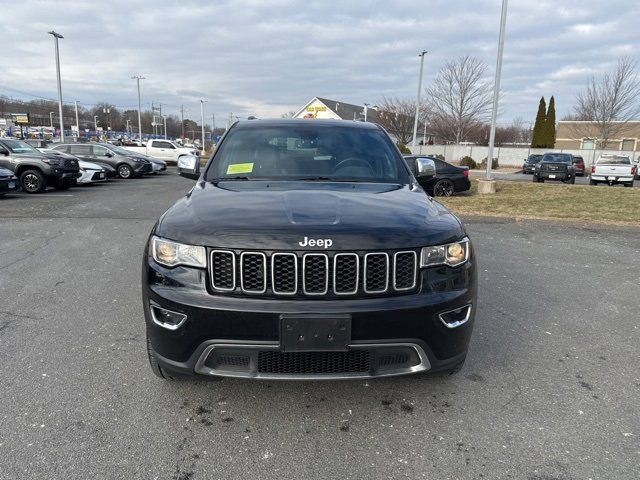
(1, 0), (638, 127)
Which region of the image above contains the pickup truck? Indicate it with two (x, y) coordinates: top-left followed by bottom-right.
(123, 139), (198, 164)
(589, 155), (635, 187)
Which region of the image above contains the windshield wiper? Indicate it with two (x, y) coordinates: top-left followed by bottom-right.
(212, 176), (252, 182)
(294, 176), (335, 181)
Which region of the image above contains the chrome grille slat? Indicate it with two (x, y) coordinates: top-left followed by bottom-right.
(210, 250), (236, 291)
(209, 249), (416, 297)
(271, 253), (298, 295)
(393, 251), (417, 291)
(302, 253), (329, 295)
(240, 251), (267, 293)
(333, 253), (359, 295)
(364, 252), (389, 294)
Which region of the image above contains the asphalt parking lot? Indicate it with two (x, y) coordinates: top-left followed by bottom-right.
(1, 170), (639, 480)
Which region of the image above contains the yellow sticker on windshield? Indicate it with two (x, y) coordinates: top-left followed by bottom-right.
(226, 163), (254, 174)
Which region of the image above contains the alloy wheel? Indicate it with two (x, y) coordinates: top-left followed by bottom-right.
(433, 179), (454, 197)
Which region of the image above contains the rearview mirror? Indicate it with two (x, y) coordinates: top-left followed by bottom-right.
(177, 154), (200, 180)
(415, 158), (436, 177)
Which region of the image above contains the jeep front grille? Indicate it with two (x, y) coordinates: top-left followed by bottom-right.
(209, 249), (418, 298)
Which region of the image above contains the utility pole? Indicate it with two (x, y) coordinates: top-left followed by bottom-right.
(200, 100), (207, 154)
(412, 50), (427, 147)
(482, 0), (508, 191)
(48, 30), (65, 142)
(131, 75), (144, 142)
(180, 104), (185, 139)
(163, 115), (167, 139)
(212, 113), (215, 131)
(126, 119), (130, 136)
(94, 115), (98, 133)
(74, 100), (79, 137)
(49, 111), (54, 129)
(363, 103), (370, 122)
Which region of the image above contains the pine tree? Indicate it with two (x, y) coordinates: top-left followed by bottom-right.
(530, 96), (546, 148)
(544, 96), (556, 148)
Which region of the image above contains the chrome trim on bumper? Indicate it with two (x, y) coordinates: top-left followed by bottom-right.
(193, 342), (431, 380)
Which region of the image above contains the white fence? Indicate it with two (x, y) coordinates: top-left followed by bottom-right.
(408, 145), (639, 168)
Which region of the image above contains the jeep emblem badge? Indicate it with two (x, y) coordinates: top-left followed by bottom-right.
(298, 236), (333, 248)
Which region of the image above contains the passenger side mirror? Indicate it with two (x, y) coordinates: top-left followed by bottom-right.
(177, 155), (200, 180)
(415, 158), (436, 177)
(0, 146), (8, 155)
(105, 152), (113, 157)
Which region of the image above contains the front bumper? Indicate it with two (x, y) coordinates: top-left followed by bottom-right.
(0, 177), (19, 193)
(134, 163), (153, 174)
(535, 171), (571, 180)
(142, 252), (477, 379)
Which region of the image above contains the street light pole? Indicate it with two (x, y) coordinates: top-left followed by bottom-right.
(200, 100), (207, 154)
(363, 103), (370, 122)
(485, 0), (509, 183)
(411, 50), (427, 147)
(48, 30), (65, 142)
(49, 112), (54, 129)
(131, 75), (145, 142)
(94, 115), (98, 133)
(74, 101), (79, 137)
(163, 115), (167, 139)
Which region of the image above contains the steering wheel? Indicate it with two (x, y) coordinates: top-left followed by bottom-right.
(332, 157), (374, 175)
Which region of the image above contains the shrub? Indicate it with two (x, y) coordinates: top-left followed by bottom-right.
(480, 157), (499, 170)
(459, 156), (477, 169)
(396, 143), (411, 154)
(433, 154), (445, 160)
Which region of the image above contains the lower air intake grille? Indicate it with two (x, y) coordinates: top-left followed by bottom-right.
(257, 350), (371, 375)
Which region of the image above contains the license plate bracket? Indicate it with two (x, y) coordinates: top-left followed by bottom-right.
(280, 314), (351, 352)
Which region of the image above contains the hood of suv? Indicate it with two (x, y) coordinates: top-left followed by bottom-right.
(156, 181), (465, 250)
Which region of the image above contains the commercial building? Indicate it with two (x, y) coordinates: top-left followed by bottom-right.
(556, 121), (640, 151)
(293, 97), (376, 121)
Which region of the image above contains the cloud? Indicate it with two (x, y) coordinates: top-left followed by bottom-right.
(1, 0), (638, 125)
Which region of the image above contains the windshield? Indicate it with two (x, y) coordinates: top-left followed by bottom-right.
(206, 124), (409, 183)
(597, 156), (631, 165)
(527, 155), (542, 163)
(541, 153), (572, 163)
(0, 139), (39, 154)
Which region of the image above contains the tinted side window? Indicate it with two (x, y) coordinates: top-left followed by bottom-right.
(404, 157), (417, 172)
(92, 146), (111, 157)
(153, 141), (174, 149)
(53, 145), (70, 153)
(69, 145), (91, 155)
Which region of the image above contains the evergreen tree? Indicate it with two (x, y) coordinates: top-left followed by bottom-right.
(545, 96), (556, 148)
(530, 96), (546, 148)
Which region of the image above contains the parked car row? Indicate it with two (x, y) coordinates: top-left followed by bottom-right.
(0, 138), (167, 195)
(526, 152), (636, 187)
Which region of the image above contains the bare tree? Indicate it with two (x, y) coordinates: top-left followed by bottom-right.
(425, 55), (493, 143)
(280, 111), (296, 118)
(375, 97), (425, 145)
(570, 56), (640, 149)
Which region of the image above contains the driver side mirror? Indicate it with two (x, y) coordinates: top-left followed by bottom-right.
(105, 152), (113, 157)
(177, 155), (200, 180)
(0, 146), (8, 155)
(415, 158), (436, 177)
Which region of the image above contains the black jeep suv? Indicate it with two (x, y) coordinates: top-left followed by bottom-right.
(143, 119), (477, 381)
(0, 138), (80, 193)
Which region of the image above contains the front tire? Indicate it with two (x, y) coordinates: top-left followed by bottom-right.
(533, 175), (544, 183)
(117, 164), (133, 179)
(20, 169), (47, 193)
(432, 179), (455, 197)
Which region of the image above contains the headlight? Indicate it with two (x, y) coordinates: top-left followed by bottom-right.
(151, 236), (206, 268)
(42, 158), (61, 165)
(420, 238), (470, 268)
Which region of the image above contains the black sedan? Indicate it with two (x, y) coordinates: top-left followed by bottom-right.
(404, 155), (471, 196)
(0, 166), (19, 197)
(522, 154), (542, 174)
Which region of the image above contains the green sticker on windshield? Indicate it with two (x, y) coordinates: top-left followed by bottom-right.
(226, 163), (254, 174)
